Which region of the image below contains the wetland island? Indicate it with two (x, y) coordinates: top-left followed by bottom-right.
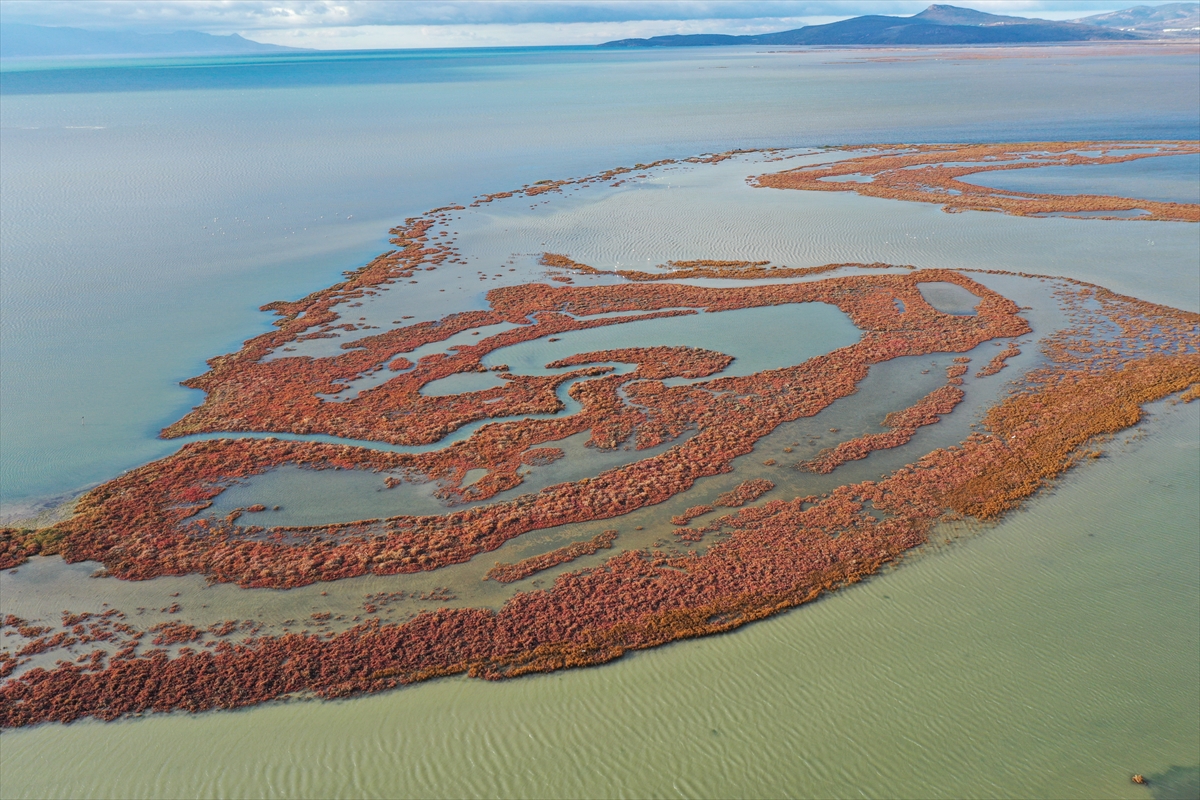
(3, 141), (1197, 728)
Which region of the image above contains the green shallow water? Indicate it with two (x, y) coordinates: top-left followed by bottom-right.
(3, 401), (1195, 800)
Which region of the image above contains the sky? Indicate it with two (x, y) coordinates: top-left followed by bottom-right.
(0, 1), (1161, 49)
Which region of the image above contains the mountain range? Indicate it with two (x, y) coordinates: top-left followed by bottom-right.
(1077, 2), (1200, 34)
(600, 3), (1200, 48)
(0, 23), (306, 58)
(1, 3), (1196, 58)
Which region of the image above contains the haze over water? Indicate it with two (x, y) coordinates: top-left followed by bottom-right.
(3, 44), (1198, 509)
(1, 44), (1198, 798)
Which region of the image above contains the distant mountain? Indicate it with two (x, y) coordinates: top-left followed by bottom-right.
(905, 5), (1034, 25)
(601, 3), (1147, 48)
(0, 23), (307, 58)
(1073, 3), (1200, 36)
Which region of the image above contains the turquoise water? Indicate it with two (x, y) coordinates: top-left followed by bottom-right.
(916, 280), (979, 314)
(3, 44), (1199, 508)
(478, 302), (859, 376)
(961, 153), (1200, 204)
(206, 428), (690, 526)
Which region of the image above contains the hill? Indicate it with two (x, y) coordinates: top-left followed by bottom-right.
(601, 4), (1147, 48)
(1073, 3), (1200, 36)
(0, 23), (307, 58)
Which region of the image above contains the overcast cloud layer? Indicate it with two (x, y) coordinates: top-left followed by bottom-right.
(0, 1), (1140, 48)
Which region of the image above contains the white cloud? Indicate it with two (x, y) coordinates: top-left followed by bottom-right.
(245, 17), (848, 49)
(0, 1), (1132, 32)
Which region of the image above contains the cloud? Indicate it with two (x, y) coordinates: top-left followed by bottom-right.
(6, 2), (842, 31)
(0, 1), (1129, 33)
(246, 17), (851, 49)
(0, 1), (1133, 47)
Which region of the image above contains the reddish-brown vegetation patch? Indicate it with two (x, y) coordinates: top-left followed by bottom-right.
(4, 149), (1197, 727)
(755, 142), (1200, 222)
(541, 252), (895, 282)
(149, 622), (202, 647)
(3, 269), (1028, 588)
(977, 342), (1021, 377)
(671, 505), (714, 526)
(714, 479), (775, 507)
(2, 275), (1195, 727)
(485, 530), (618, 583)
(798, 378), (966, 475)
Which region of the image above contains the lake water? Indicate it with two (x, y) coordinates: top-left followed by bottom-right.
(1, 43), (1197, 799)
(3, 43), (1199, 509)
(960, 153), (1200, 205)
